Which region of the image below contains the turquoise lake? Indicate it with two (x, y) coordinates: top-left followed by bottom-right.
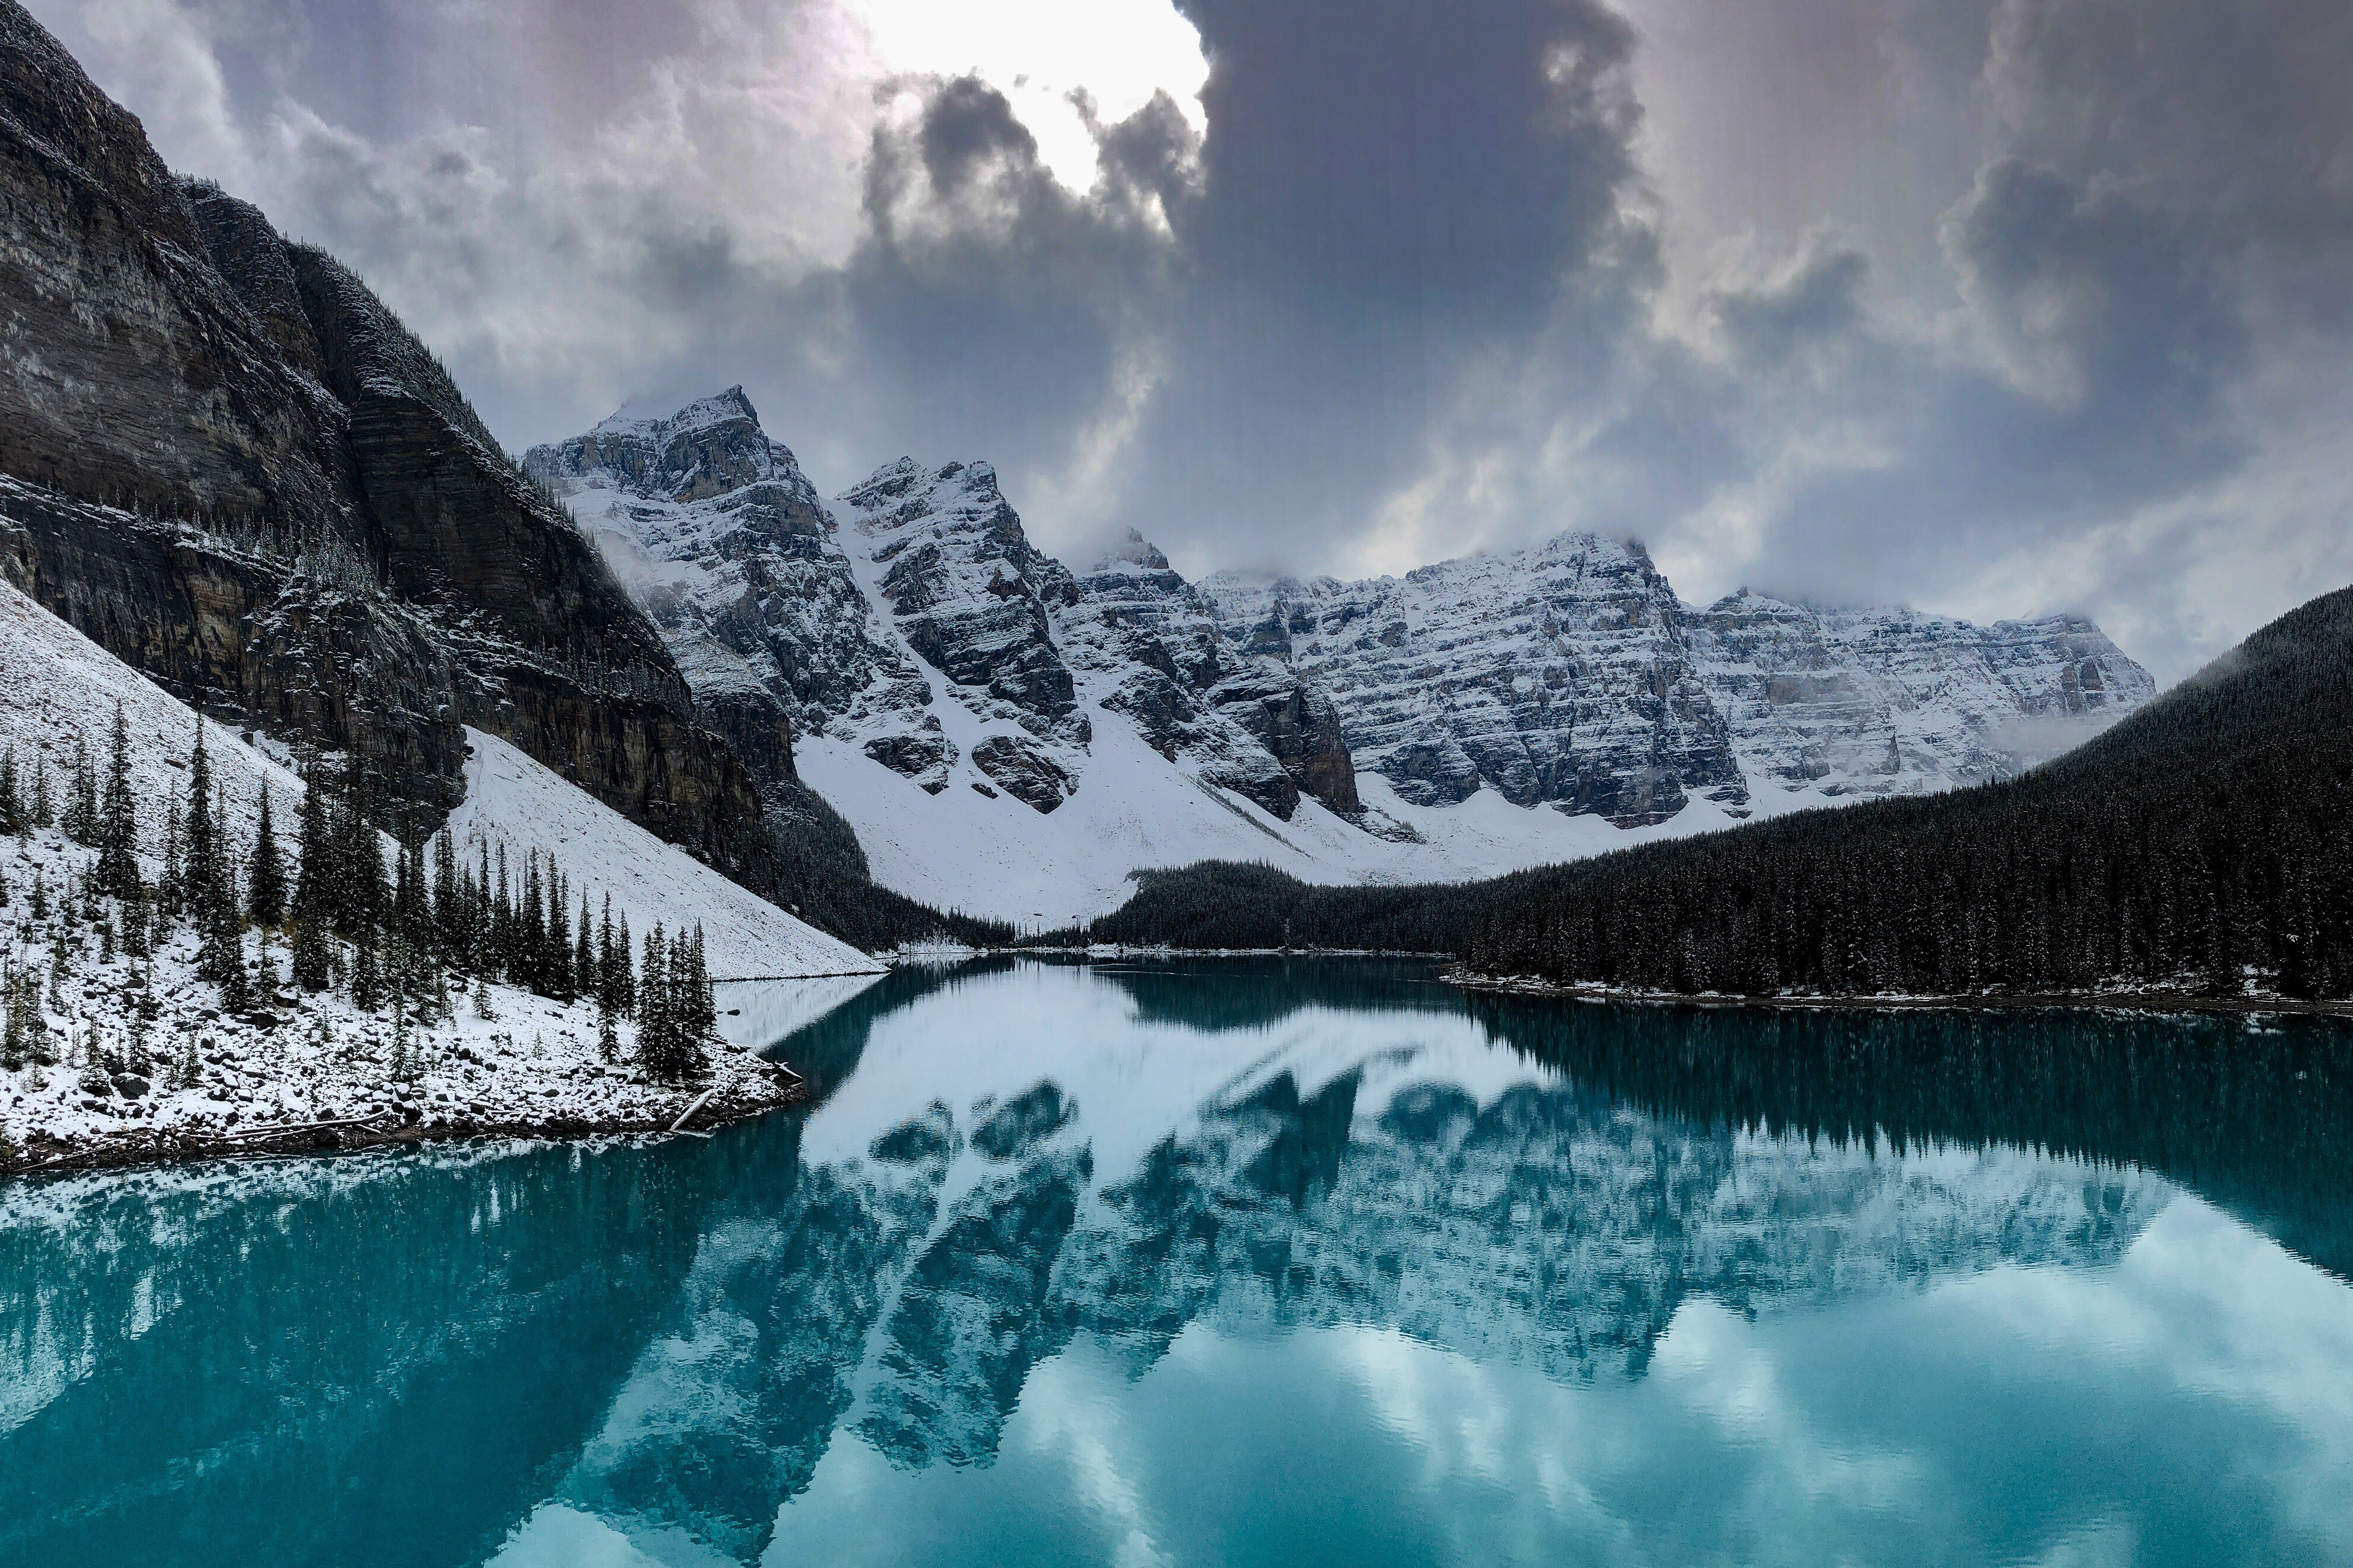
(4, 959), (2351, 1567)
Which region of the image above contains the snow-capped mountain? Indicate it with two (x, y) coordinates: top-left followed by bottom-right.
(523, 389), (927, 790)
(1204, 534), (1746, 824)
(534, 392), (2156, 924)
(533, 401), (1384, 923)
(1205, 547), (2154, 822)
(1687, 590), (2156, 797)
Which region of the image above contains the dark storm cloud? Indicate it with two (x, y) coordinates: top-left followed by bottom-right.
(1711, 244), (1867, 368)
(33, 0), (2353, 677)
(1129, 0), (1650, 556)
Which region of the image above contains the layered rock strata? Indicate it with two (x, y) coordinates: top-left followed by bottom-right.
(0, 4), (779, 886)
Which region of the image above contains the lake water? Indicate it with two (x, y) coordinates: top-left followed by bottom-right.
(4, 958), (2351, 1567)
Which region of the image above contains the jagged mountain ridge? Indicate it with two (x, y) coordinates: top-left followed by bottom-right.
(1203, 548), (2154, 823)
(534, 388), (2153, 922)
(531, 403), (1363, 834)
(0, 3), (787, 901)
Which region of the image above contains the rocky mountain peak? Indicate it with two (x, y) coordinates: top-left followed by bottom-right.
(1088, 527), (1172, 574)
(532, 385), (803, 506)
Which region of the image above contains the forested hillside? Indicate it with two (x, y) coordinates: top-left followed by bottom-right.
(1074, 583), (2353, 1001)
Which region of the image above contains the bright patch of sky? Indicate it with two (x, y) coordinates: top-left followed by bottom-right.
(851, 0), (1208, 191)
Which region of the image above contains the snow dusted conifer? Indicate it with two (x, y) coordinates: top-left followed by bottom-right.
(63, 734), (95, 844)
(248, 790), (285, 928)
(351, 924), (381, 1012)
(31, 754), (52, 829)
(683, 924), (715, 1044)
(0, 748), (22, 835)
(95, 704), (138, 897)
(293, 758), (330, 924)
(123, 890), (149, 958)
(158, 801), (181, 916)
(1, 976), (21, 1072)
(183, 720), (216, 909)
(430, 832), (459, 955)
(126, 1011), (151, 1077)
(575, 892), (595, 1003)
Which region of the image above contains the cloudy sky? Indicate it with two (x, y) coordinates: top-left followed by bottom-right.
(33, 0), (2353, 680)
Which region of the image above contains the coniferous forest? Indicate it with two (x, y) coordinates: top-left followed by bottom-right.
(0, 714), (725, 1086)
(1075, 582), (2353, 1001)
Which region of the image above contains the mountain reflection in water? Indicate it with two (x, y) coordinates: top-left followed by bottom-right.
(2, 959), (2348, 1568)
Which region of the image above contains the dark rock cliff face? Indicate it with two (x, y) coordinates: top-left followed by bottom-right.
(1058, 529), (1361, 821)
(840, 459), (1085, 739)
(0, 2), (782, 889)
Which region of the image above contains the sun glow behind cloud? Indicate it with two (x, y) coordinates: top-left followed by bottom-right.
(850, 0), (1207, 192)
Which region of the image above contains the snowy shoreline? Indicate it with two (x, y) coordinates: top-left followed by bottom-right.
(1, 1059), (803, 1180)
(1445, 970), (2353, 1018)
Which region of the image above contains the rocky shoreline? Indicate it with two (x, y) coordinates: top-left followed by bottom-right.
(1, 1056), (806, 1180)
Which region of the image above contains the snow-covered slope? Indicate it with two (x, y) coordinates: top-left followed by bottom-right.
(0, 577), (305, 858)
(443, 729), (880, 979)
(0, 582), (827, 1167)
(533, 392), (2156, 926)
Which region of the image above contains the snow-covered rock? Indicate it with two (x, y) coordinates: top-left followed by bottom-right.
(1203, 534), (1747, 824)
(1204, 540), (2158, 821)
(1687, 591), (2157, 798)
(526, 388), (929, 787)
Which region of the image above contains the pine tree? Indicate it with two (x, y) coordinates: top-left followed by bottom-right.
(95, 705), (138, 897)
(63, 735), (96, 844)
(638, 924), (669, 1073)
(248, 791), (286, 928)
(472, 970), (495, 1021)
(290, 912), (330, 992)
(0, 748), (22, 835)
(293, 759), (332, 929)
(126, 1010), (151, 1077)
(575, 892), (595, 1005)
(200, 888), (245, 995)
(160, 802), (182, 917)
(183, 722), (215, 912)
(351, 926), (381, 1012)
(611, 908), (633, 1018)
(31, 755), (52, 830)
(27, 870), (45, 923)
(1, 968), (21, 1072)
(431, 832), (459, 961)
(682, 924), (715, 1048)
